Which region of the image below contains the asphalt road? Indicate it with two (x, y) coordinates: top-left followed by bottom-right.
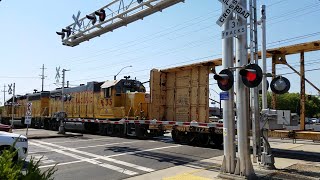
(27, 134), (224, 180)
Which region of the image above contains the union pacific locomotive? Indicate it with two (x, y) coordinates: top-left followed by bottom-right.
(1, 78), (152, 131)
(1, 76), (223, 145)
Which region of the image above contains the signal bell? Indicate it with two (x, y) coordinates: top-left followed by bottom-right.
(239, 64), (262, 88)
(270, 76), (290, 94)
(214, 69), (234, 91)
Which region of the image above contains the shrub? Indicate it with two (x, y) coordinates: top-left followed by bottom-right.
(0, 147), (57, 180)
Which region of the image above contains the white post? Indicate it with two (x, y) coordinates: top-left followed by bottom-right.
(261, 5), (267, 109)
(235, 0), (255, 177)
(260, 4), (275, 169)
(58, 69), (68, 134)
(221, 4), (236, 174)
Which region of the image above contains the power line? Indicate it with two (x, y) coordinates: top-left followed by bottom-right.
(69, 7), (319, 72)
(73, 30), (320, 80)
(268, 2), (320, 20)
(70, 53), (221, 83)
(279, 67), (320, 76)
(62, 9), (221, 64)
(0, 76), (39, 79)
(67, 31), (320, 85)
(59, 2), (320, 72)
(71, 33), (220, 73)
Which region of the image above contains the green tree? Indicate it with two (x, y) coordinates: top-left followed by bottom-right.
(259, 92), (320, 117)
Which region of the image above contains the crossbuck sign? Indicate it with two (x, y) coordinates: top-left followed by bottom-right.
(216, 0), (250, 27)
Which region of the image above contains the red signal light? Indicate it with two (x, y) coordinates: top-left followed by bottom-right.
(214, 69), (234, 91)
(95, 9), (106, 22)
(239, 64), (262, 88)
(246, 71), (257, 81)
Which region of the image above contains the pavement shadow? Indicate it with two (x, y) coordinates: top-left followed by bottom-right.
(272, 149), (320, 162)
(260, 163), (320, 179)
(150, 136), (224, 150)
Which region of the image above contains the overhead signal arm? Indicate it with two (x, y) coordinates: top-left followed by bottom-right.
(58, 0), (185, 47)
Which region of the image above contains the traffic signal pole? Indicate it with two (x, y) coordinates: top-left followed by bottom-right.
(235, 0), (255, 177)
(221, 3), (236, 174)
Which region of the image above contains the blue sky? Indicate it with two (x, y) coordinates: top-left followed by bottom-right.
(0, 0), (320, 104)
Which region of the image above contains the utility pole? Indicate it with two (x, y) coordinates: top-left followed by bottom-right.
(11, 83), (15, 128)
(2, 85), (7, 114)
(40, 64), (47, 92)
(58, 69), (70, 134)
(235, 0), (255, 177)
(2, 85), (7, 105)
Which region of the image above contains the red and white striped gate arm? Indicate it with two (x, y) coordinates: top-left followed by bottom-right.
(65, 118), (221, 128)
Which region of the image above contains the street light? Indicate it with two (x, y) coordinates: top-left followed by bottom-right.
(114, 65), (132, 80)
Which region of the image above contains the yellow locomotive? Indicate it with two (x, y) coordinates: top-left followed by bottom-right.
(1, 77), (152, 135)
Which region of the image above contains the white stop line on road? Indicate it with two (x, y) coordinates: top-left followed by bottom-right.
(34, 140), (155, 173)
(30, 140), (182, 170)
(29, 142), (138, 176)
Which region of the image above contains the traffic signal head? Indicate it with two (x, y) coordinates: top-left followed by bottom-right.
(62, 27), (72, 38)
(214, 69), (234, 91)
(137, 0), (143, 3)
(86, 14), (97, 25)
(95, 9), (106, 22)
(270, 76), (290, 94)
(56, 30), (65, 39)
(239, 64), (262, 88)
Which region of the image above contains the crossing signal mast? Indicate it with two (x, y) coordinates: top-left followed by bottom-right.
(56, 0), (185, 47)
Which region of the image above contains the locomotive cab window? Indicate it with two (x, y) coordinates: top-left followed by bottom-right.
(104, 87), (112, 98)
